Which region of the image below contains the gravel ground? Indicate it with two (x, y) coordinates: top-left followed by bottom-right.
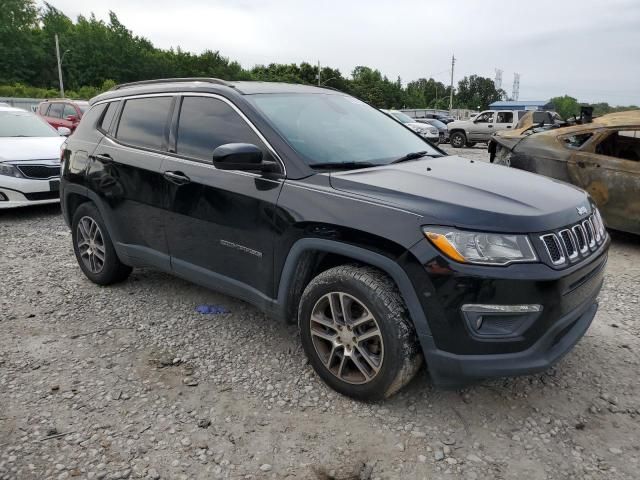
(1, 147), (640, 480)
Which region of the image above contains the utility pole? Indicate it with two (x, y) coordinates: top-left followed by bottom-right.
(448, 54), (455, 115)
(55, 34), (64, 98)
(317, 60), (321, 86)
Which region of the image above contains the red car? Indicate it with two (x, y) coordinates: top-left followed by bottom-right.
(37, 99), (89, 133)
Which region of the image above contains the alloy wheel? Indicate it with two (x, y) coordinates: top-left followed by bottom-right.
(309, 292), (384, 385)
(77, 216), (106, 274)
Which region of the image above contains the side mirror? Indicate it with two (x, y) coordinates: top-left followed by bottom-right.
(66, 114), (78, 122)
(57, 126), (71, 136)
(212, 143), (278, 172)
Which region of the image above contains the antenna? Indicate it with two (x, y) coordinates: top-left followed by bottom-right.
(494, 68), (503, 90)
(512, 73), (520, 101)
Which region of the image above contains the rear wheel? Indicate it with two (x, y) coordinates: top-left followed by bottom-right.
(450, 131), (466, 148)
(299, 265), (423, 401)
(72, 202), (132, 285)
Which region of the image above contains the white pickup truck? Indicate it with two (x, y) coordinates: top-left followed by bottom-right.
(447, 110), (530, 148)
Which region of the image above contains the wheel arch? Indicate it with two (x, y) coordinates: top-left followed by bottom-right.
(275, 238), (433, 339)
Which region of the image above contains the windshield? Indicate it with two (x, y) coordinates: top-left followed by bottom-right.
(248, 94), (439, 166)
(0, 111), (59, 137)
(389, 111), (415, 124)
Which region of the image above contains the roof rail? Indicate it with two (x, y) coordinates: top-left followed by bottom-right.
(111, 77), (235, 91)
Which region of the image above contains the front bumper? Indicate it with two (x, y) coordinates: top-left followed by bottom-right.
(404, 232), (608, 387)
(422, 296), (598, 387)
(0, 176), (60, 209)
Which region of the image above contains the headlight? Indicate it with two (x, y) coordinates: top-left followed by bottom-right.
(423, 227), (537, 265)
(0, 163), (23, 178)
(429, 128), (438, 135)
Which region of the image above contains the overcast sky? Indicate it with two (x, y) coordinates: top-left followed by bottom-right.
(44, 0), (640, 105)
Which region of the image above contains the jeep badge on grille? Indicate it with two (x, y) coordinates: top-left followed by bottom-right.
(577, 206), (588, 216)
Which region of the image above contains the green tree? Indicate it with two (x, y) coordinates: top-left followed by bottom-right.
(0, 0), (40, 84)
(550, 95), (581, 119)
(455, 75), (505, 110)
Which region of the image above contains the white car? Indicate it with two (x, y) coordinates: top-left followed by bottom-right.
(0, 106), (69, 209)
(381, 109), (440, 143)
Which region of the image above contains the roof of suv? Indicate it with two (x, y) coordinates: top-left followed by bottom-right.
(89, 78), (340, 105)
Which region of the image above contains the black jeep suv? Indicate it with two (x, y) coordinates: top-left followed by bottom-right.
(60, 78), (609, 400)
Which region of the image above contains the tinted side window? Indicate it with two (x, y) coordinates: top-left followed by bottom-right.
(176, 96), (265, 162)
(73, 103), (107, 138)
(100, 101), (119, 133)
(496, 111), (513, 123)
(116, 97), (172, 150)
(48, 103), (64, 118)
(63, 104), (77, 118)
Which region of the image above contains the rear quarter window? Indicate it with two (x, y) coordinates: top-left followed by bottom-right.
(72, 103), (107, 137)
(115, 97), (173, 150)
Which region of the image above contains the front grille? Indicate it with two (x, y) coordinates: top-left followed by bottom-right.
(17, 164), (60, 179)
(539, 213), (606, 267)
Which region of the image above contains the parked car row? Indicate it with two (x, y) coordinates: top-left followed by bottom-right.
(381, 109), (440, 143)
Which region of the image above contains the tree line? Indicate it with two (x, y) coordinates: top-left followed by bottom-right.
(1, 1), (636, 117)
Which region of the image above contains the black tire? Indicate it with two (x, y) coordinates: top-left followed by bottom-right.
(450, 131), (466, 148)
(71, 202), (132, 285)
(299, 265), (423, 401)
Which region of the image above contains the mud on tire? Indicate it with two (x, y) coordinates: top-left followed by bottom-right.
(298, 265), (423, 401)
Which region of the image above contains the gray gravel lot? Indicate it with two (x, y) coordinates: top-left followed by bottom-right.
(1, 147), (640, 479)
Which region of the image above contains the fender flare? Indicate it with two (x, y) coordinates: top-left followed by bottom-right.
(275, 238), (433, 338)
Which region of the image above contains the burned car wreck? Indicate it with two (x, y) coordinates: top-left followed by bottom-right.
(489, 110), (640, 236)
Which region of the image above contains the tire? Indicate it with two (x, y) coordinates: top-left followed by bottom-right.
(298, 265), (423, 401)
(450, 131), (466, 148)
(71, 202), (132, 285)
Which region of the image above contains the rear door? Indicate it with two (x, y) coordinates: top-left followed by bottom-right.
(86, 95), (175, 269)
(162, 94), (284, 299)
(494, 111), (515, 133)
(568, 128), (640, 234)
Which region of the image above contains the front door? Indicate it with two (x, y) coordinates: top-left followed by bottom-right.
(568, 128), (640, 234)
(162, 95), (284, 300)
(469, 110), (495, 141)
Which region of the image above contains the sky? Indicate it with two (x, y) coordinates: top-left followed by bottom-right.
(43, 0), (640, 106)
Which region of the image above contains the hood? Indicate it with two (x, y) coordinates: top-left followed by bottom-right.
(447, 119), (471, 130)
(329, 156), (591, 233)
(0, 136), (65, 162)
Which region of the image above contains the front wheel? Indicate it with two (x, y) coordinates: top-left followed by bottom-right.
(299, 265), (423, 401)
(450, 131), (467, 148)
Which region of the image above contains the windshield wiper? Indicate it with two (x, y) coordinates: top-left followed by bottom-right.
(310, 161), (378, 170)
(390, 151), (441, 164)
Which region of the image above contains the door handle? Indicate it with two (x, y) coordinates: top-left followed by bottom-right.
(92, 153), (113, 164)
(488, 125), (493, 128)
(163, 171), (191, 185)
(506, 126), (512, 128)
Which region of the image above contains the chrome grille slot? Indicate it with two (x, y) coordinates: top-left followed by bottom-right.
(590, 216), (601, 243)
(540, 234), (565, 265)
(582, 219), (595, 248)
(572, 224), (588, 254)
(559, 229), (578, 260)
